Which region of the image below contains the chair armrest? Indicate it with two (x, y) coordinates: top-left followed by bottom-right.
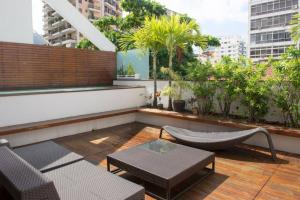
(0, 146), (60, 200)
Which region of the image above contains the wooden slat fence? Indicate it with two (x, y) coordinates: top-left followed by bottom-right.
(0, 42), (116, 90)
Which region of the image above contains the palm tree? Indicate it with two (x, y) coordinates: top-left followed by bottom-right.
(156, 15), (203, 110)
(120, 17), (164, 107)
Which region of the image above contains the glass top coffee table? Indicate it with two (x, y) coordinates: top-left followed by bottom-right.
(107, 140), (215, 200)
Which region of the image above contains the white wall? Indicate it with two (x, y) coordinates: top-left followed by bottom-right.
(0, 0), (33, 44)
(0, 88), (146, 127)
(3, 108), (300, 154)
(4, 113), (136, 147)
(114, 80), (171, 106)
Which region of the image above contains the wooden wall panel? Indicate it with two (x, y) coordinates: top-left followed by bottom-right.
(0, 42), (116, 90)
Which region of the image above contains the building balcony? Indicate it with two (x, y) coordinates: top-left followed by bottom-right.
(62, 37), (77, 45)
(52, 11), (60, 17)
(43, 15), (55, 22)
(61, 27), (76, 34)
(52, 19), (66, 27)
(105, 1), (116, 9)
(49, 25), (76, 39)
(44, 35), (50, 40)
(88, 7), (101, 13)
(88, 3), (101, 12)
(104, 0), (117, 7)
(52, 41), (62, 46)
(51, 31), (62, 38)
(43, 6), (53, 13)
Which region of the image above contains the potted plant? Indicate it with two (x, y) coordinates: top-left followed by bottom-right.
(117, 64), (140, 80)
(161, 69), (187, 112)
(162, 87), (185, 112)
(126, 64), (135, 78)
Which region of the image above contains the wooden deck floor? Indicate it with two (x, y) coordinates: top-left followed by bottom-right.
(55, 122), (300, 200)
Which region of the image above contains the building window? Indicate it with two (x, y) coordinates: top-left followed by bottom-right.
(250, 13), (295, 30)
(251, 0), (298, 16)
(250, 30), (292, 44)
(250, 45), (291, 59)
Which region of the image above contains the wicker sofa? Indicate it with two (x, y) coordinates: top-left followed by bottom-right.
(0, 141), (144, 200)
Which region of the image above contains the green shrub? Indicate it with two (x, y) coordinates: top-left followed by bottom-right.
(214, 56), (247, 117)
(272, 47), (300, 127)
(241, 63), (271, 122)
(187, 61), (216, 115)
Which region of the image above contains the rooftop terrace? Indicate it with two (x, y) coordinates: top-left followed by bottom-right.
(52, 122), (300, 200)
(1, 1), (300, 199)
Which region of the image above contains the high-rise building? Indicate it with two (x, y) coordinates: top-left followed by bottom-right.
(43, 0), (122, 48)
(214, 35), (247, 61)
(248, 0), (299, 62)
(198, 46), (219, 63)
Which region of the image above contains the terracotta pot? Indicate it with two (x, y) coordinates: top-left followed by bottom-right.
(172, 100), (185, 112)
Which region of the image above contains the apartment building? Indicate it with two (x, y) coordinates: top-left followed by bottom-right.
(43, 0), (122, 48)
(214, 35), (247, 61)
(249, 0), (299, 62)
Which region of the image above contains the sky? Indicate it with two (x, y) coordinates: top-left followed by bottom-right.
(32, 0), (249, 39)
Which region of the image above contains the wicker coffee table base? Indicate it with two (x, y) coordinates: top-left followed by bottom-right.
(107, 160), (215, 200)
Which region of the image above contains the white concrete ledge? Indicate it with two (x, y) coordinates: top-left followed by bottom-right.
(0, 87), (145, 127)
(1, 105), (299, 155)
(4, 113), (136, 147)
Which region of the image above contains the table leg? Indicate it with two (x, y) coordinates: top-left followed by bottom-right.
(166, 185), (171, 200)
(107, 159), (111, 172)
(212, 160), (215, 173)
(171, 160), (216, 200)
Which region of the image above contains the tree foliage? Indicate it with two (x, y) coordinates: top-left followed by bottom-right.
(161, 68), (188, 100)
(150, 15), (220, 79)
(77, 0), (220, 92)
(187, 61), (216, 115)
(241, 62), (271, 122)
(76, 38), (97, 50)
(121, 0), (166, 27)
(120, 16), (165, 107)
(77, 0), (166, 50)
(185, 57), (272, 122)
(214, 56), (246, 117)
(271, 47), (300, 127)
(150, 15), (206, 109)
